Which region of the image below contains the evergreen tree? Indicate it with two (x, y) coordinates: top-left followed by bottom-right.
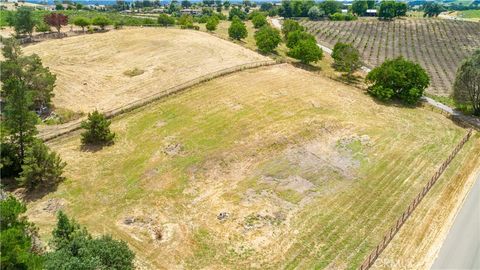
(17, 140), (66, 190)
(80, 110), (116, 145)
(0, 196), (44, 269)
(2, 78), (38, 164)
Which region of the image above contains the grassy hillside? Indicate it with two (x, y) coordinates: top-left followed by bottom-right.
(26, 64), (477, 269)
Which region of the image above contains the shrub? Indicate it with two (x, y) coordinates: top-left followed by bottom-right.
(288, 38), (323, 65)
(252, 13), (267, 28)
(366, 57), (430, 105)
(73, 17), (90, 32)
(80, 110), (115, 145)
(35, 21), (51, 33)
(205, 16), (219, 31)
(286, 30), (315, 49)
(92, 16), (110, 30)
(114, 20), (125, 29)
(330, 12), (357, 21)
(228, 17), (247, 40)
(281, 19), (304, 39)
(332, 42), (361, 77)
(17, 140), (66, 191)
(158, 14), (175, 26)
(254, 25), (281, 53)
(453, 50), (480, 116)
(177, 14), (194, 28)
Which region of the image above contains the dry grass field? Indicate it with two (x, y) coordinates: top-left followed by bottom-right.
(22, 27), (269, 114)
(301, 18), (480, 96)
(26, 64), (479, 269)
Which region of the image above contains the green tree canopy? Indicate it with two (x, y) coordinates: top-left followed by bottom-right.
(281, 19), (304, 39)
(80, 110), (116, 145)
(252, 13), (267, 28)
(1, 39), (57, 112)
(366, 57), (430, 105)
(351, 0), (368, 16)
(158, 14), (176, 26)
(206, 16), (219, 31)
(286, 30), (315, 49)
(308, 6), (324, 20)
(379, 1), (406, 20)
(453, 50), (480, 116)
(228, 17), (247, 40)
(0, 196), (43, 269)
(46, 211), (135, 270)
(320, 0), (341, 15)
(254, 25), (281, 53)
(288, 38), (323, 65)
(92, 16), (111, 30)
(423, 2), (444, 17)
(228, 7), (247, 20)
(11, 7), (36, 37)
(73, 17), (90, 31)
(332, 42), (362, 78)
(17, 140), (66, 190)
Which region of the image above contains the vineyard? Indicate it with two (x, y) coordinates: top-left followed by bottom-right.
(301, 18), (480, 96)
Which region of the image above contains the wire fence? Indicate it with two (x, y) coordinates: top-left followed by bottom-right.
(359, 128), (473, 270)
(39, 60), (280, 141)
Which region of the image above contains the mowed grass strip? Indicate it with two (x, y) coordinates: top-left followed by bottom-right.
(28, 64), (471, 269)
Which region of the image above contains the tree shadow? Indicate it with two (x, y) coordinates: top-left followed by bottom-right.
(80, 143), (108, 153)
(292, 62), (322, 72)
(2, 178), (62, 202)
(338, 74), (362, 84)
(22, 182), (62, 202)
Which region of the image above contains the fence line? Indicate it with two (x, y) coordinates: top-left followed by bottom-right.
(39, 60), (279, 141)
(359, 128), (473, 270)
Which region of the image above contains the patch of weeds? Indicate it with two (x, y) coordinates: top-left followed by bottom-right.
(187, 228), (217, 268)
(425, 93), (474, 115)
(243, 212), (285, 230)
(123, 67), (145, 77)
(276, 189), (303, 204)
(43, 108), (84, 125)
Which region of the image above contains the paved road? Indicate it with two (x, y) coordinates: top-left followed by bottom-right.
(269, 18), (480, 129)
(431, 172), (480, 269)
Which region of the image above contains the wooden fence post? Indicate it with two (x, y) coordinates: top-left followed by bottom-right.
(358, 129), (473, 270)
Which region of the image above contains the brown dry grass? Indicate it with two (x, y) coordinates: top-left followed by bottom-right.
(22, 27), (268, 114)
(26, 64), (478, 269)
(372, 134), (480, 270)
